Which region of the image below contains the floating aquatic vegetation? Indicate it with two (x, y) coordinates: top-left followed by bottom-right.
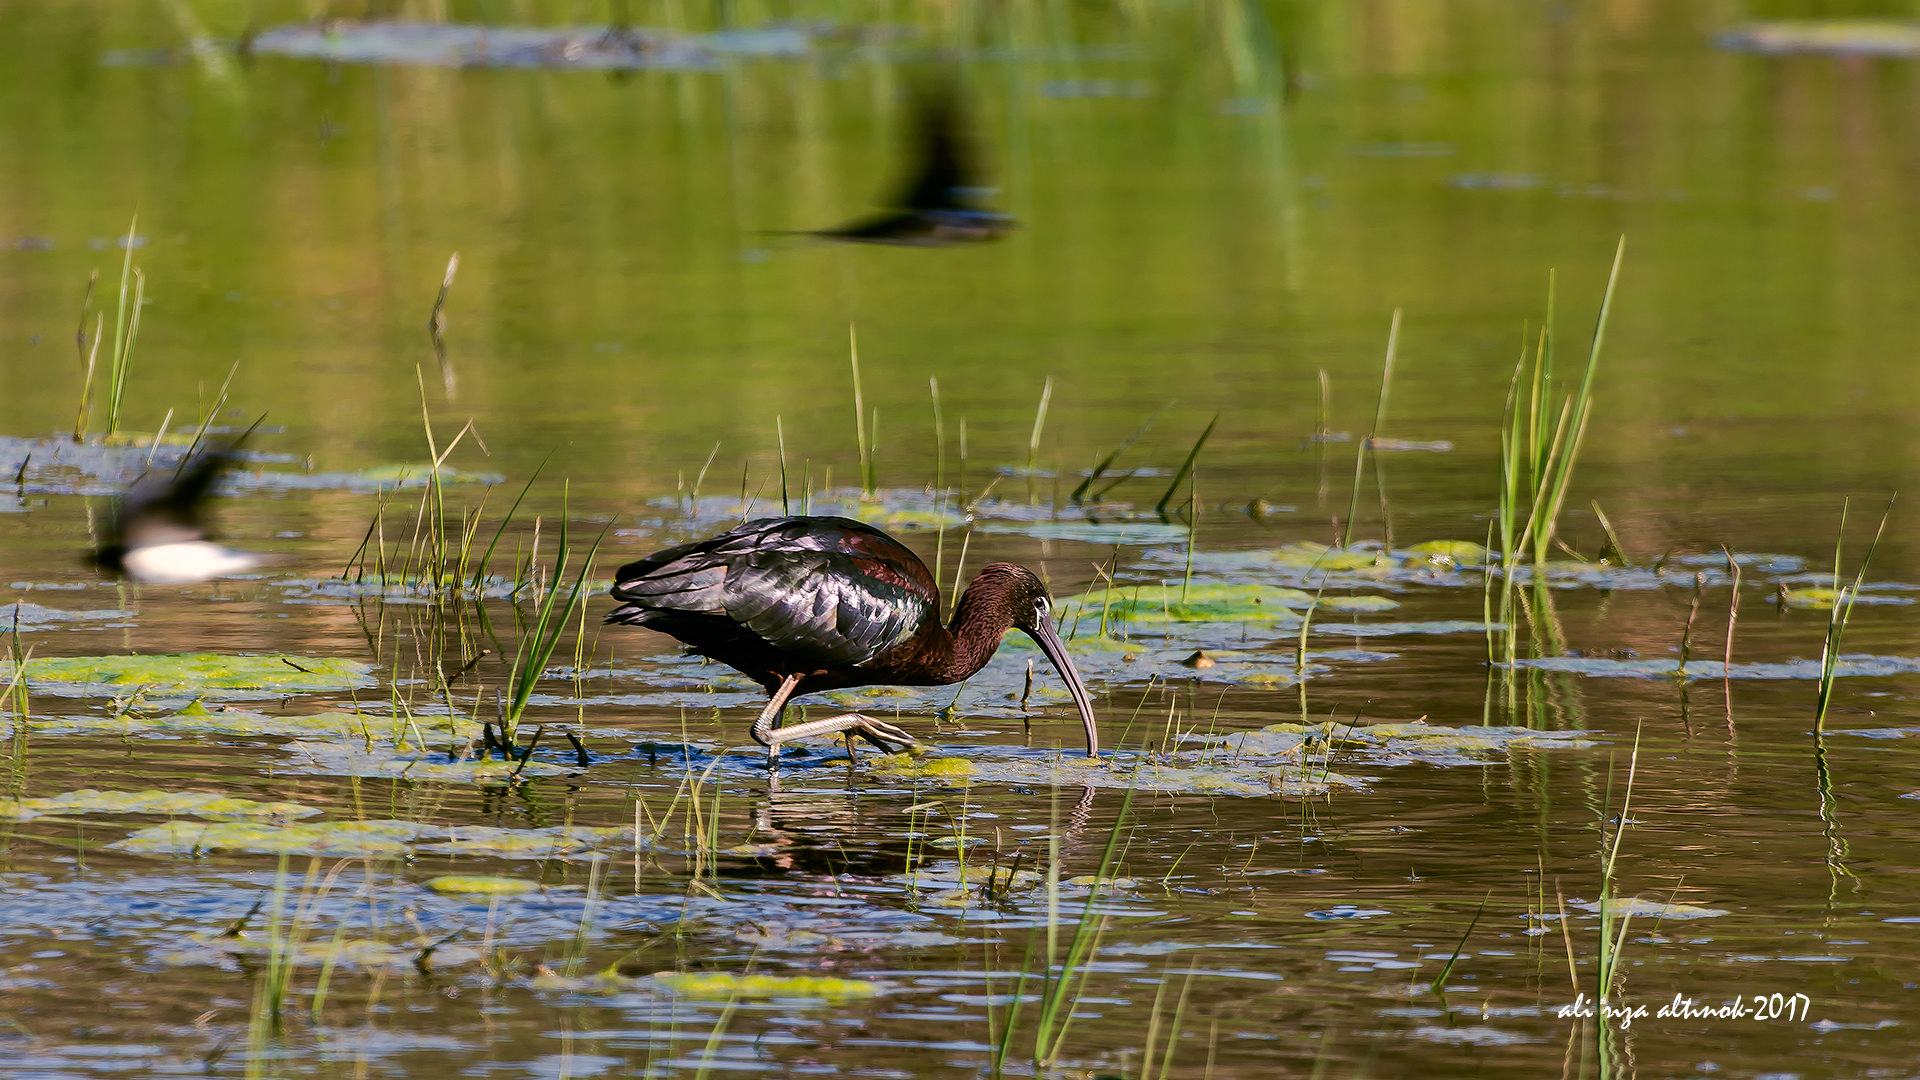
(1773, 584), (1916, 610)
(1303, 906), (1391, 920)
(1403, 540), (1491, 567)
(930, 751), (1366, 798)
(654, 972), (884, 1000)
(866, 754), (976, 781)
(1568, 897), (1729, 919)
(419, 825), (628, 858)
(1719, 20), (1920, 57)
(424, 876), (540, 896)
(1310, 620), (1497, 638)
(280, 574), (527, 602)
(803, 494), (967, 531)
(0, 602), (133, 630)
(974, 518), (1193, 545)
(112, 818), (636, 859)
(885, 862), (1057, 908)
(1060, 583), (1311, 627)
(18, 705), (484, 742)
(1510, 654), (1920, 681)
(0, 435), (501, 498)
(1213, 720), (1597, 766)
(1671, 551), (1806, 573)
(0, 788), (320, 822)
(114, 818), (436, 857)
(532, 966), (887, 999)
(249, 20), (820, 70)
(157, 932), (483, 972)
(236, 464), (506, 493)
(285, 740), (575, 784)
(2, 653), (374, 697)
(1153, 541), (1443, 589)
(732, 921), (962, 954)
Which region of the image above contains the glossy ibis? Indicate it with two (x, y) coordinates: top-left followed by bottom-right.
(93, 440), (259, 585)
(606, 516), (1097, 762)
(804, 86), (1014, 246)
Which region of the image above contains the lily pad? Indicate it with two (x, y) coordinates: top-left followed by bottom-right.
(0, 789), (320, 822)
(2, 654), (373, 696)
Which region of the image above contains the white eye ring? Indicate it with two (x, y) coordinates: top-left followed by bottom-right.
(1035, 597), (1051, 617)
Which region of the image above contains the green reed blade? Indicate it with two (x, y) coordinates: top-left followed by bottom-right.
(1155, 413), (1218, 518)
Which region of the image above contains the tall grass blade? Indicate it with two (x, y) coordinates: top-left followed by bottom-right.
(1428, 890), (1491, 993)
(468, 451), (552, 594)
(1814, 497), (1893, 730)
(1021, 376), (1055, 504)
(776, 415), (791, 516)
(503, 486), (613, 740)
(1032, 788), (1133, 1066)
(106, 214), (141, 438)
(72, 272), (100, 442)
(1342, 309), (1399, 548)
(850, 323), (873, 498)
(1155, 413), (1217, 518)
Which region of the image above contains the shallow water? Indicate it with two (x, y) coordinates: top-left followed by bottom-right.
(5, 3), (1920, 1078)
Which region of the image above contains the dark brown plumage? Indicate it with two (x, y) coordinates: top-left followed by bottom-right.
(607, 516), (1097, 762)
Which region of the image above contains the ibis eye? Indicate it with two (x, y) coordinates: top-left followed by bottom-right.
(1034, 597), (1051, 619)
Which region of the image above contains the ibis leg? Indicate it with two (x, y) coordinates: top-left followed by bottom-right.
(750, 675), (919, 759)
(750, 675), (805, 763)
(760, 710), (918, 755)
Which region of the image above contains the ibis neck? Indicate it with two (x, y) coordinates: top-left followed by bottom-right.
(926, 580), (1022, 682)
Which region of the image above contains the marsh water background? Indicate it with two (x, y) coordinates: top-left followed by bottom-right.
(5, 2), (1920, 1078)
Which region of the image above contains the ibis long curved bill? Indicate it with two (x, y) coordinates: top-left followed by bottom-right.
(1022, 616), (1100, 758)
